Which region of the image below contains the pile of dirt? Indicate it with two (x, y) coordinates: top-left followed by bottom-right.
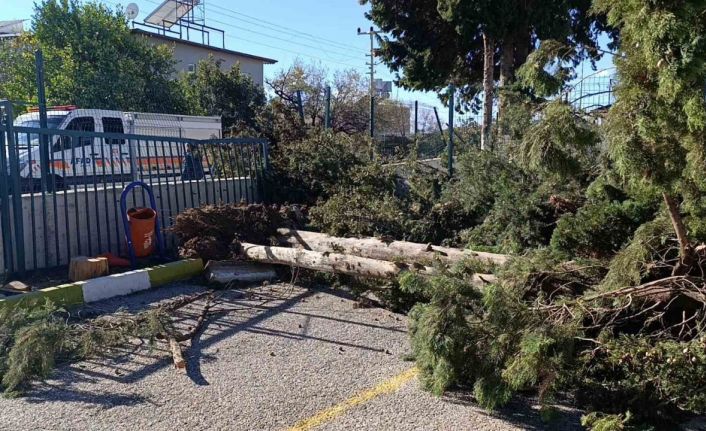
(170, 203), (307, 261)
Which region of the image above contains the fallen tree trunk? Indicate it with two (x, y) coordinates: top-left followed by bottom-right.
(169, 337), (186, 371)
(276, 228), (508, 266)
(237, 242), (496, 287)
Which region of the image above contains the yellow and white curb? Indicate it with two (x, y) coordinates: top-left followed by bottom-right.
(0, 258), (204, 309)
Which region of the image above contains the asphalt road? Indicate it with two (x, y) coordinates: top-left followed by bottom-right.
(0, 281), (583, 431)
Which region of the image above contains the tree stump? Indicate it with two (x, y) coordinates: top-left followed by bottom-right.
(69, 256), (109, 282)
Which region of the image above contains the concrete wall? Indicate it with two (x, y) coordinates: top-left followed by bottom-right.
(0, 177), (260, 273)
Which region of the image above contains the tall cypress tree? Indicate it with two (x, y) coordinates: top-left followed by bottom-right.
(596, 0), (706, 270)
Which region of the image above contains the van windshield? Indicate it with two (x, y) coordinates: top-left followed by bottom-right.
(15, 115), (66, 147)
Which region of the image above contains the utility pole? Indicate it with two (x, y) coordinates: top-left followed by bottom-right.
(357, 26), (380, 140)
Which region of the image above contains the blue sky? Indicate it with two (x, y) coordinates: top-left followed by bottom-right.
(2, 0), (614, 112)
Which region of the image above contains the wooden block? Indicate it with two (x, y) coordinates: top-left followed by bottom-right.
(3, 280), (31, 292)
(69, 256), (109, 282)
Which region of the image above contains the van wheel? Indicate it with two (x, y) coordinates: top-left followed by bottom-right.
(47, 175), (66, 192)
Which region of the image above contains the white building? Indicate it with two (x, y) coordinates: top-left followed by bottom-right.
(132, 29), (276, 86)
(0, 20), (24, 39)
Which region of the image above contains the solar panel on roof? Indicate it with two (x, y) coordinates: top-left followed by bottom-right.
(144, 0), (199, 28)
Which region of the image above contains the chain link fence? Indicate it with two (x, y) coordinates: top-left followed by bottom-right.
(372, 71), (615, 164)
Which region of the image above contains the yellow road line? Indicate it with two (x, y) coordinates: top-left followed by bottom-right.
(287, 367), (419, 431)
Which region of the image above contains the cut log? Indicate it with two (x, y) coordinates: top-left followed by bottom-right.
(237, 242), (496, 287)
(168, 337), (186, 372)
(276, 228), (508, 266)
(69, 256), (109, 282)
(239, 242), (434, 278)
(204, 261), (277, 284)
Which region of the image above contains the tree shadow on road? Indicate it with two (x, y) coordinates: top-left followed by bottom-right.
(441, 390), (584, 431)
(17, 286), (316, 406)
(15, 283), (408, 408)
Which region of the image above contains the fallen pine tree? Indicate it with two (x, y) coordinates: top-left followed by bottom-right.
(400, 237), (706, 430)
(0, 290), (216, 395)
(276, 228), (508, 266)
(171, 203), (500, 286)
(235, 242), (496, 287)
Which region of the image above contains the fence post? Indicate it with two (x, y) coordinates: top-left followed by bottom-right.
(324, 86), (331, 129)
(0, 102), (14, 275)
(4, 103), (25, 276)
(414, 100), (418, 136)
(433, 107), (446, 146)
(296, 90), (305, 126)
(35, 50), (50, 193)
(448, 85), (455, 177)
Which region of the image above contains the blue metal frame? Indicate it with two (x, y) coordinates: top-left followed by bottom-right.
(120, 181), (166, 269)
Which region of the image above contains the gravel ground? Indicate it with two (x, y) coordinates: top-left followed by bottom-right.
(0, 281), (583, 431)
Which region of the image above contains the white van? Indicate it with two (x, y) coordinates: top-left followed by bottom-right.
(11, 106), (222, 190)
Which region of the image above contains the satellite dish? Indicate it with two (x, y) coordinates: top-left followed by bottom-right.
(125, 3), (139, 21)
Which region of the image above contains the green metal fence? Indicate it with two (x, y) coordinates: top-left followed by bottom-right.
(0, 101), (268, 277)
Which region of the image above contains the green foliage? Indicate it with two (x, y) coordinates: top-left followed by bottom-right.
(0, 299), (178, 396)
(311, 191), (407, 238)
(402, 271), (482, 395)
(268, 130), (366, 204)
(0, 0), (184, 112)
(581, 412), (632, 431)
(0, 300), (67, 395)
(551, 200), (655, 258)
(473, 377), (512, 410)
(595, 0), (706, 262)
(580, 335), (706, 419)
(2, 319), (68, 395)
(178, 56), (266, 134)
(401, 248), (706, 427)
(462, 187), (555, 253)
(400, 262), (581, 409)
(308, 150), (476, 245)
(598, 216), (673, 292)
(517, 40), (577, 98)
(363, 0), (603, 108)
(450, 150), (578, 253)
(520, 101), (599, 180)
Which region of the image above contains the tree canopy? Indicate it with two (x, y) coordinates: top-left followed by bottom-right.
(178, 56), (266, 134)
(363, 0), (605, 102)
(0, 0), (184, 112)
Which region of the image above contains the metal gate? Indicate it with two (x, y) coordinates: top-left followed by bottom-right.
(0, 101), (269, 276)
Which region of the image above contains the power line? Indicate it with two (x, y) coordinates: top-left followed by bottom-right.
(204, 16), (363, 62)
(102, 0), (367, 69)
(205, 1), (369, 54)
(222, 33), (366, 70)
(136, 0), (368, 57)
